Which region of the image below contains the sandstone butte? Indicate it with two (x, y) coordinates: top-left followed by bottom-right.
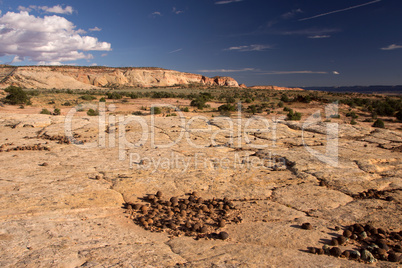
(0, 65), (240, 89)
(0, 65), (302, 91)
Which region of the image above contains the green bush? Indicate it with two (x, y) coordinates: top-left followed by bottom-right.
(280, 94), (290, 103)
(350, 119), (357, 125)
(190, 98), (207, 110)
(346, 111), (358, 119)
(132, 111), (143, 116)
(62, 101), (72, 106)
(151, 106), (162, 114)
(40, 108), (52, 115)
(246, 105), (263, 114)
(286, 109), (302, 121)
(129, 93), (138, 99)
(4, 86), (31, 105)
(106, 92), (122, 99)
(53, 108), (61, 115)
(99, 97), (106, 102)
(277, 101), (284, 108)
(182, 107), (189, 112)
(80, 95), (96, 101)
(372, 119), (385, 128)
(218, 103), (236, 112)
(225, 96), (236, 104)
(87, 109), (99, 116)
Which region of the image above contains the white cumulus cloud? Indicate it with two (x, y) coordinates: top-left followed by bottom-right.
(381, 44), (402, 50)
(89, 26), (102, 32)
(18, 5), (74, 15)
(0, 11), (111, 65)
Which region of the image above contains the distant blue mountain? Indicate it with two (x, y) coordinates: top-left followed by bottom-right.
(301, 86), (402, 95)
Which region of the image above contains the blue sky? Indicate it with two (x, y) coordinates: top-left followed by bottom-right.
(0, 0), (401, 86)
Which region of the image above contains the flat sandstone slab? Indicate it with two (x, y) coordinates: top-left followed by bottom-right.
(0, 113), (400, 267)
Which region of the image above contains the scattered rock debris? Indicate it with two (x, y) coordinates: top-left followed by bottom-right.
(38, 133), (84, 144)
(124, 191), (242, 239)
(352, 189), (401, 201)
(308, 223), (402, 264)
(0, 143), (49, 152)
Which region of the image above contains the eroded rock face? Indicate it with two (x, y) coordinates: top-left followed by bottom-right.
(0, 112), (400, 267)
(0, 66), (240, 89)
(249, 85), (304, 91)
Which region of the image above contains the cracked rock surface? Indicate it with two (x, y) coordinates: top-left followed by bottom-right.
(0, 113), (401, 267)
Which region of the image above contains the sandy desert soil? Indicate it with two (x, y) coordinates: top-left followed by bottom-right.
(0, 100), (401, 267)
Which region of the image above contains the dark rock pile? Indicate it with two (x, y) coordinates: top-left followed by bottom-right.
(352, 188), (399, 201)
(39, 133), (71, 144)
(307, 223), (402, 264)
(0, 143), (49, 152)
(124, 191), (242, 239)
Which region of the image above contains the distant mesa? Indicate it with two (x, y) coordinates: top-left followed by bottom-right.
(0, 65), (240, 90)
(248, 85), (304, 91)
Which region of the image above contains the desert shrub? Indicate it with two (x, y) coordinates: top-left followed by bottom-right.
(4, 86), (31, 105)
(62, 101), (71, 106)
(26, 90), (40, 96)
(99, 97), (106, 102)
(40, 108), (52, 115)
(151, 106), (162, 114)
(372, 119), (385, 128)
(87, 109), (99, 116)
(151, 91), (178, 99)
(286, 109), (302, 120)
(280, 94), (290, 103)
(330, 114), (341, 118)
(80, 95), (96, 101)
(166, 113), (177, 117)
(346, 111), (358, 119)
(246, 105), (263, 114)
(132, 111), (143, 116)
(106, 92), (122, 99)
(283, 107), (292, 112)
(48, 100), (55, 104)
(218, 103), (236, 112)
(190, 98), (207, 110)
(277, 101), (284, 108)
(226, 96), (236, 104)
(182, 107), (189, 112)
(350, 119), (357, 125)
(53, 108), (61, 115)
(129, 93), (138, 99)
(293, 94), (311, 103)
(245, 98), (253, 104)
